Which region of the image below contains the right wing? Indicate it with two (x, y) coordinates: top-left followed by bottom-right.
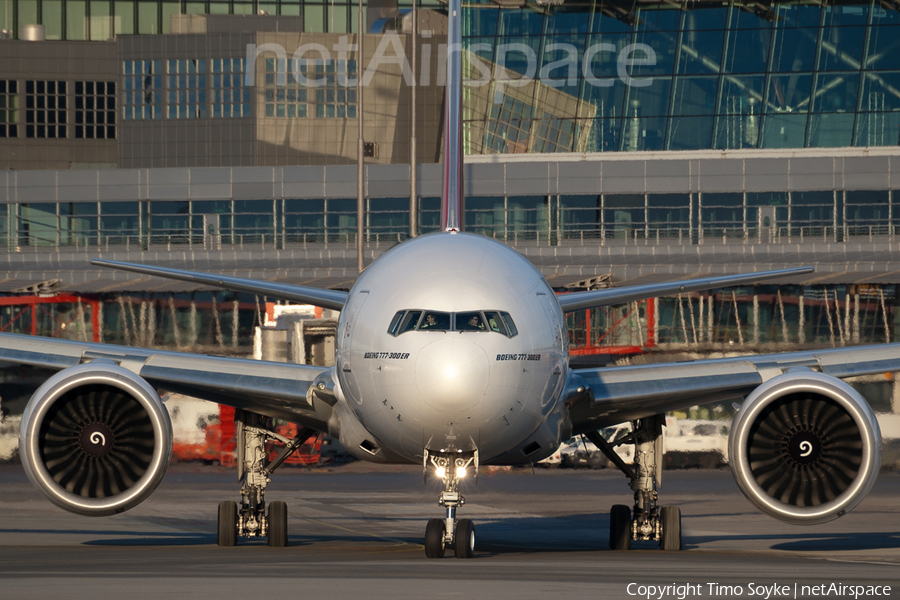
(0, 332), (333, 429)
(557, 267), (813, 313)
(91, 259), (348, 311)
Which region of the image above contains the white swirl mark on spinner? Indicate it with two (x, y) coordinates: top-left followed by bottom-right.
(799, 440), (813, 457)
(90, 432), (107, 446)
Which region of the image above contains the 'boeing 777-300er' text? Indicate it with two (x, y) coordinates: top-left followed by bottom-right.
(2, 1), (893, 558)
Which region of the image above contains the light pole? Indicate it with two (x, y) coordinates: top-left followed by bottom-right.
(409, 0), (418, 238)
(356, 0), (365, 273)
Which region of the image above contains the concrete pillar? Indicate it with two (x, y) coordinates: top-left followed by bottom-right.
(752, 294), (759, 346)
(290, 321), (306, 364)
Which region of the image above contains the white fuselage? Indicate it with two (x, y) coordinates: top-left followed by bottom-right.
(333, 232), (570, 464)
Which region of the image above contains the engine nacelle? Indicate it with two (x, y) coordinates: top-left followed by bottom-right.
(729, 370), (881, 525)
(19, 363), (173, 516)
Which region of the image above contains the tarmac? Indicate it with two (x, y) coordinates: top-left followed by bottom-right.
(0, 462), (898, 600)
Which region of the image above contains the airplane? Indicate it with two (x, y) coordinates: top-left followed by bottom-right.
(2, 0), (891, 559)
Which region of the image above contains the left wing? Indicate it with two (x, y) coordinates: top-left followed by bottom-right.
(0, 332), (332, 428)
(566, 343), (900, 433)
(91, 259), (349, 311)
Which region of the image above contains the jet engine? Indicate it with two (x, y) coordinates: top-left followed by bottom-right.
(729, 370), (881, 525)
(19, 363), (172, 516)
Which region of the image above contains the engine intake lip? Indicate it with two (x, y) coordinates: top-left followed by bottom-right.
(730, 371), (881, 525)
(19, 363), (172, 517)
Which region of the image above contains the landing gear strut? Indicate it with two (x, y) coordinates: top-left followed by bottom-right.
(423, 449), (477, 559)
(587, 415), (682, 551)
(216, 410), (315, 547)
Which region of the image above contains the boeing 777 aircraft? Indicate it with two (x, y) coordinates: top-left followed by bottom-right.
(1, 0), (893, 559)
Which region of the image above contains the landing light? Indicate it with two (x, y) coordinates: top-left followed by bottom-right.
(456, 467), (467, 478)
(435, 466), (446, 478)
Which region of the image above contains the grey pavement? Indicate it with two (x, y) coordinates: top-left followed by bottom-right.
(0, 463), (898, 599)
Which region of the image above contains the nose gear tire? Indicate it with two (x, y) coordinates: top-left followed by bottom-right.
(217, 501), (238, 547)
(267, 501), (288, 547)
(424, 518), (446, 558)
(454, 519), (475, 558)
(609, 504), (632, 550)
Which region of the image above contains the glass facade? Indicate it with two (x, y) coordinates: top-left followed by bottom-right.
(460, 0), (900, 153)
(0, 189), (897, 249)
(1, 0), (443, 40)
(565, 284), (900, 354)
(1, 0), (898, 154)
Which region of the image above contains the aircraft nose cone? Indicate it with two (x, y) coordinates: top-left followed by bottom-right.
(415, 337), (489, 411)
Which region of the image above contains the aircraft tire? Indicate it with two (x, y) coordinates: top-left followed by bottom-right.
(217, 501), (238, 547)
(424, 518), (446, 558)
(267, 501), (288, 547)
(659, 506), (682, 551)
(454, 519), (475, 559)
(609, 504), (632, 550)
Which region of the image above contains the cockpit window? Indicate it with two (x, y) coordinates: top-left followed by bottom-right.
(388, 310), (423, 336)
(389, 309), (516, 337)
(419, 311), (451, 331)
(500, 312), (518, 337)
(399, 310), (422, 333)
(387, 311), (405, 336)
(483, 311), (508, 336)
(455, 312), (486, 331)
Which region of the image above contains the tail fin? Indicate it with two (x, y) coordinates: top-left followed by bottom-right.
(440, 0), (464, 233)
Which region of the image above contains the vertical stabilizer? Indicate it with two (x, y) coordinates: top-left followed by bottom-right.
(440, 0), (464, 233)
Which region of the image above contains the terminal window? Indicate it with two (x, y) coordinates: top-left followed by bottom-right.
(123, 61), (162, 120)
(168, 60), (206, 119)
(211, 59), (249, 118)
(484, 94), (534, 154)
(25, 81), (67, 139)
(264, 58), (308, 118)
(533, 111), (576, 153)
(74, 81), (116, 140)
(313, 60), (357, 118)
(263, 58), (358, 119)
(0, 81), (18, 138)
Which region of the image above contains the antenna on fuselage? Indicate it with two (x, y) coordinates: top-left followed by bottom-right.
(440, 0), (464, 233)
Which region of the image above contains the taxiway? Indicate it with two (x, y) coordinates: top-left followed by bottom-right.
(0, 463), (897, 599)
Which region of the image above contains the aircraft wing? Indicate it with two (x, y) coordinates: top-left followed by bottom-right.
(0, 332), (332, 429)
(566, 344), (900, 434)
(91, 259), (348, 311)
(557, 267), (813, 313)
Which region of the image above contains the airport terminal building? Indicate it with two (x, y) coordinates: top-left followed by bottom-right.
(0, 0), (899, 367)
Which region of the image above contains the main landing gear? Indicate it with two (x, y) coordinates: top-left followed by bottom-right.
(586, 414), (682, 552)
(423, 449), (478, 559)
(216, 410), (315, 547)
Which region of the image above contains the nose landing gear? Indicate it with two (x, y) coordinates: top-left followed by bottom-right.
(423, 449), (478, 559)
